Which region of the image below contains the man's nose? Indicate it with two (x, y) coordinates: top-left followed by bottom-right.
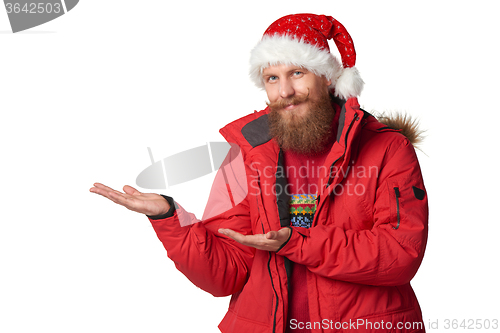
(279, 78), (295, 98)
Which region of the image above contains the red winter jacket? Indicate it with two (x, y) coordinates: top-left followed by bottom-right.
(149, 97), (429, 333)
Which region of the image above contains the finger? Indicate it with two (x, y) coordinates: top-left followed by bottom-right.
(123, 185), (142, 196)
(219, 229), (246, 243)
(90, 186), (123, 200)
(218, 228), (232, 237)
(92, 183), (118, 193)
(89, 186), (114, 198)
(279, 227), (291, 239)
(107, 190), (134, 205)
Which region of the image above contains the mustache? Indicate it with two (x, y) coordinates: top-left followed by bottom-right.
(266, 90), (310, 111)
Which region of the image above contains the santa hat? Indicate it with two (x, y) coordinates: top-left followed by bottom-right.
(249, 14), (364, 100)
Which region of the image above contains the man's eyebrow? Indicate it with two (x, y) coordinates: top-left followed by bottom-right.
(289, 68), (308, 73)
(262, 68), (309, 77)
(280, 68), (309, 77)
(261, 70), (276, 76)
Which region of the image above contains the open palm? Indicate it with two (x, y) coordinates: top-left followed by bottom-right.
(90, 183), (170, 216)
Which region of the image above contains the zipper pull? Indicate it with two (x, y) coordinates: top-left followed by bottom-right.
(393, 187), (401, 230)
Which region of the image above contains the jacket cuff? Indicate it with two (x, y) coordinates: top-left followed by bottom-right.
(276, 226), (309, 256)
(147, 195), (177, 220)
(276, 226), (293, 252)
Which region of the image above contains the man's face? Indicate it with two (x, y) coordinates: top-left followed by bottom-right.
(262, 63), (332, 116)
(262, 64), (335, 155)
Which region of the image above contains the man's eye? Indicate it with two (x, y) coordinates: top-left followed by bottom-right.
(268, 76), (278, 82)
(293, 71), (303, 76)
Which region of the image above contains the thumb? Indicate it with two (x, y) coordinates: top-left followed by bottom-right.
(123, 185), (141, 195)
(266, 231), (278, 240)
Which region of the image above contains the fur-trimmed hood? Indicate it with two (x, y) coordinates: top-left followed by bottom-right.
(377, 112), (425, 148)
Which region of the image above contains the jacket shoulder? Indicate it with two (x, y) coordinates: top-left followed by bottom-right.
(362, 111), (424, 148)
(219, 107), (272, 152)
(358, 113), (417, 166)
(361, 112), (408, 144)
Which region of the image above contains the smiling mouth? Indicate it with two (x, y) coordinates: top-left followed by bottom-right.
(284, 103), (299, 111)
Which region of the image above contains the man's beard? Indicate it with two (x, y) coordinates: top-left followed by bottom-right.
(267, 90), (335, 155)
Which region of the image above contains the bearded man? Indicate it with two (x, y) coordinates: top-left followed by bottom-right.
(91, 14), (428, 333)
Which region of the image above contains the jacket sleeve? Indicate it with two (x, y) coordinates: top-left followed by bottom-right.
(148, 146), (255, 297)
(276, 137), (428, 286)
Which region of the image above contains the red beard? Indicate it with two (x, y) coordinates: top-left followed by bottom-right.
(267, 91), (335, 155)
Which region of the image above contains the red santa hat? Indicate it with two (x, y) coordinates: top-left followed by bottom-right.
(249, 14), (364, 100)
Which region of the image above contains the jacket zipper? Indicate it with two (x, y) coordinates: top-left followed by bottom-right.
(393, 187), (401, 230)
(315, 113), (358, 227)
(256, 169), (279, 333)
(326, 113), (359, 187)
(267, 250), (278, 333)
(261, 218), (278, 332)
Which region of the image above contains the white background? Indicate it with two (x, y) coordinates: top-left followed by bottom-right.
(1, 1), (499, 332)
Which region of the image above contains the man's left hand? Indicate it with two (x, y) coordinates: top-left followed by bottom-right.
(218, 227), (291, 252)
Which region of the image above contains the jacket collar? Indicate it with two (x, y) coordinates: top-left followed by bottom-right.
(219, 97), (365, 162)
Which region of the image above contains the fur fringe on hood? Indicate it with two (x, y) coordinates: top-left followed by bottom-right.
(376, 112), (425, 149)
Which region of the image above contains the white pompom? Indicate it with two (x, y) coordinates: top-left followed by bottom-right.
(334, 67), (364, 100)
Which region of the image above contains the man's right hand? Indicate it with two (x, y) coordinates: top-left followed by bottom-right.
(89, 183), (170, 217)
